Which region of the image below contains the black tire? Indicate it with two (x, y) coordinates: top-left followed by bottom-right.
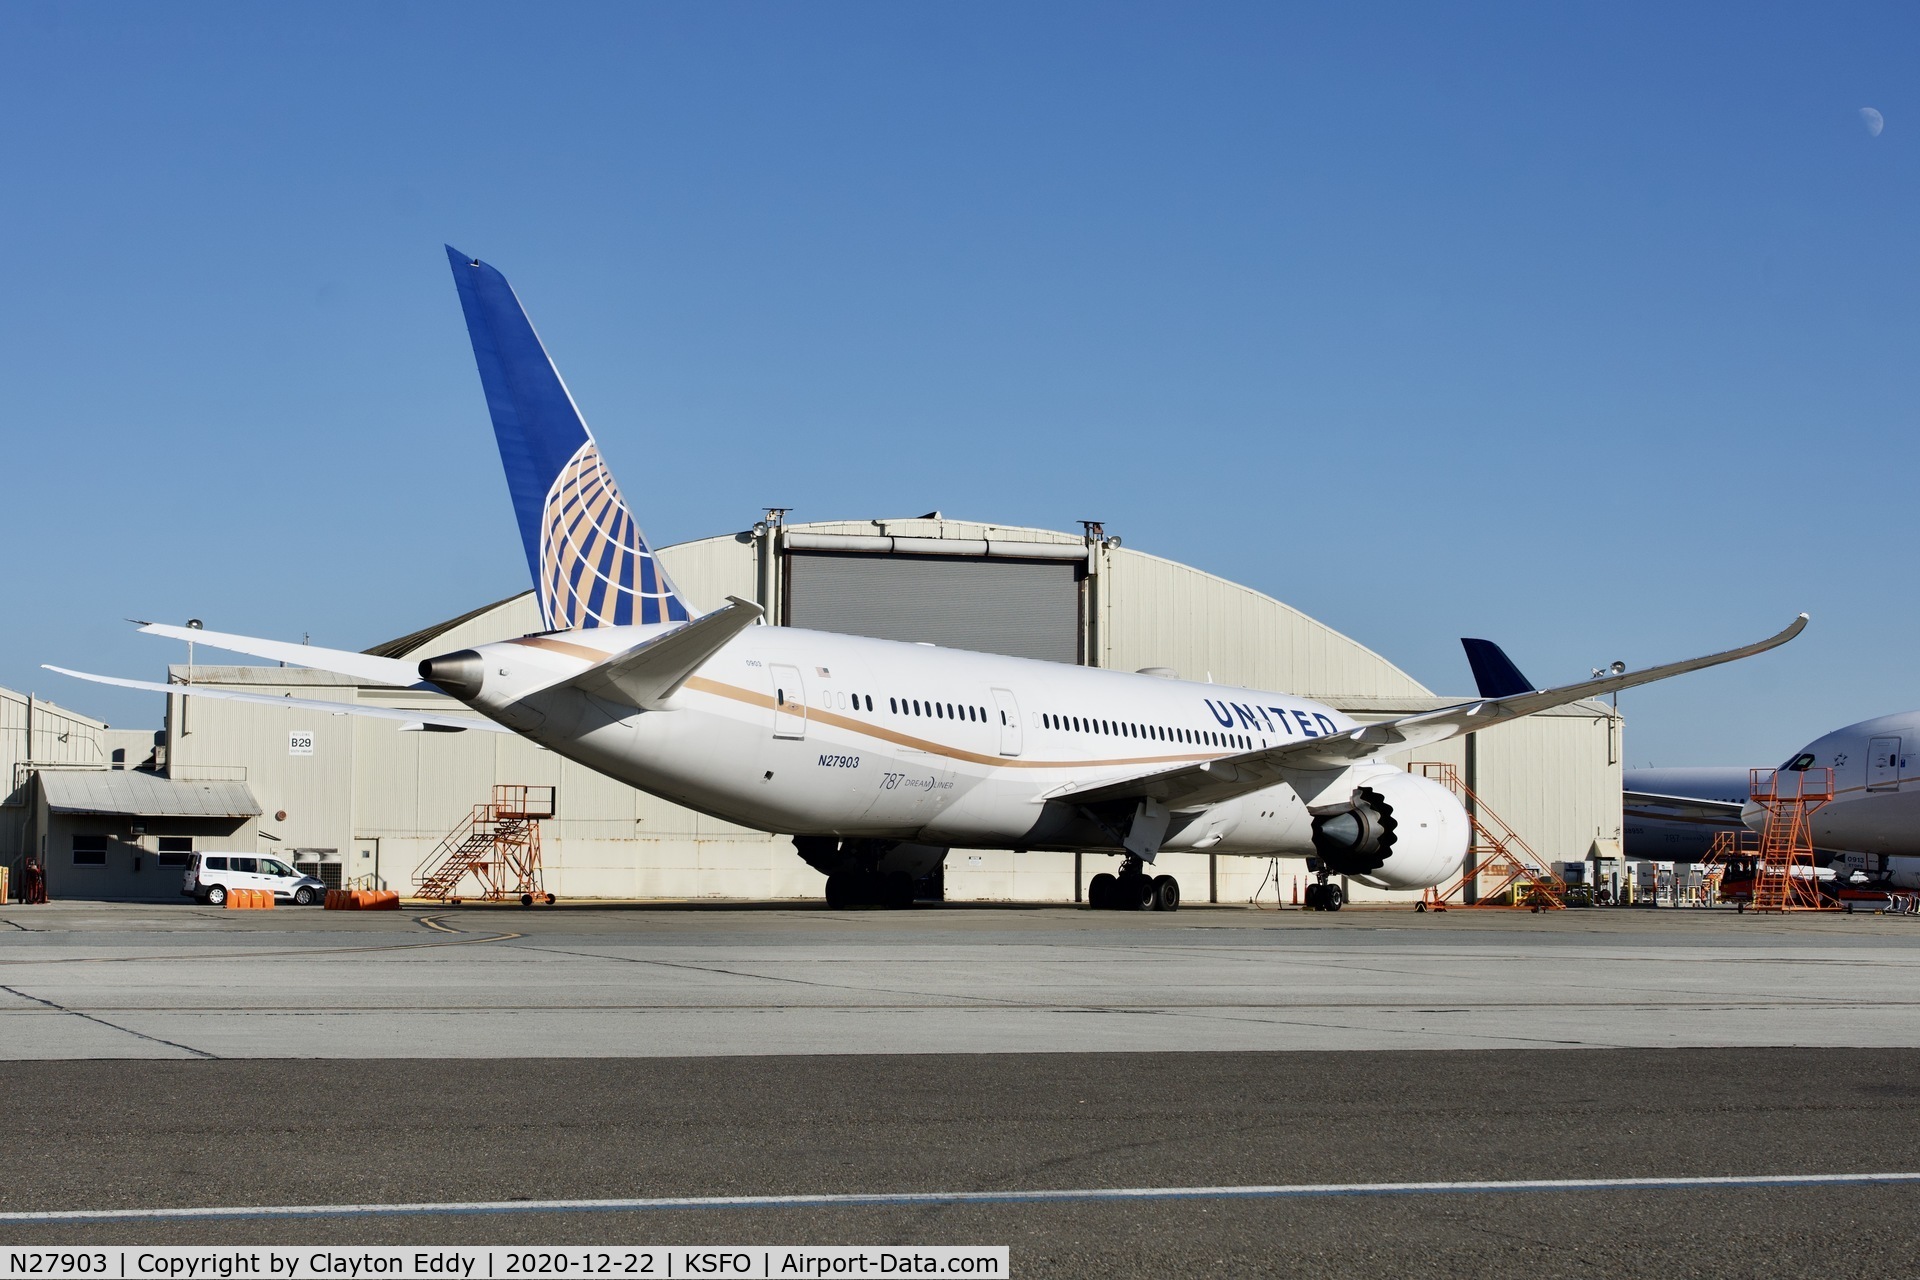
(520, 893), (534, 908)
(1304, 883), (1323, 910)
(882, 872), (914, 909)
(1153, 875), (1180, 912)
(545, 893), (557, 905)
(1324, 884), (1344, 912)
(1129, 876), (1158, 912)
(825, 871), (855, 909)
(1415, 901), (1427, 913)
(293, 886), (316, 906)
(205, 884), (227, 906)
(1088, 873), (1118, 910)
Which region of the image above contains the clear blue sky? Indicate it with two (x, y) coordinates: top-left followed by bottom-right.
(3, 2), (1913, 766)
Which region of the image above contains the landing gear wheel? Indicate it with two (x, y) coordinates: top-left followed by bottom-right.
(1088, 873), (1117, 910)
(1303, 883), (1323, 910)
(825, 871), (857, 909)
(293, 886), (316, 906)
(882, 872), (914, 909)
(1323, 884), (1344, 912)
(206, 885), (227, 906)
(1129, 876), (1158, 912)
(1152, 875), (1180, 912)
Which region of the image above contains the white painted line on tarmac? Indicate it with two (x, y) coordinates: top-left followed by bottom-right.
(8, 1171), (1920, 1223)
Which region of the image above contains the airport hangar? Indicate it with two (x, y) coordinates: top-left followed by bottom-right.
(6, 515), (1622, 904)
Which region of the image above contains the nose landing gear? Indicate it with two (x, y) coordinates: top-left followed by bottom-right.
(1087, 857), (1180, 911)
(1302, 878), (1344, 911)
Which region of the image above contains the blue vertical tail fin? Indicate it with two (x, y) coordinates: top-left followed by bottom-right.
(445, 246), (690, 629)
(1460, 638), (1535, 699)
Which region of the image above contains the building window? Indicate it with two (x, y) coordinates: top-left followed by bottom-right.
(156, 836), (192, 868)
(72, 834), (108, 867)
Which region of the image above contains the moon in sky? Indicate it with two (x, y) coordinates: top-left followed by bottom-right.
(1861, 107), (1885, 136)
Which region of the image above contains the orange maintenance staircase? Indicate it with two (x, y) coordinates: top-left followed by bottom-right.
(1745, 766), (1836, 913)
(414, 785), (558, 906)
(1413, 762), (1567, 911)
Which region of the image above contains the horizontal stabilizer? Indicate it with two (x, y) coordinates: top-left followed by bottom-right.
(43, 666), (508, 733)
(562, 595), (764, 710)
(1461, 638), (1534, 699)
(137, 622), (424, 687)
(1057, 614), (1808, 811)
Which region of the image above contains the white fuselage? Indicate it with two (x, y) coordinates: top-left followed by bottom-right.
(1743, 711), (1920, 888)
(444, 622), (1420, 873)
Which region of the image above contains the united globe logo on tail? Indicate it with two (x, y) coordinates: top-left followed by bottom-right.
(448, 245), (691, 631)
(540, 439), (688, 629)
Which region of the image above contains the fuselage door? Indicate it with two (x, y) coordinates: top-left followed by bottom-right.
(991, 687), (1023, 757)
(770, 664), (807, 740)
(1868, 735), (1901, 791)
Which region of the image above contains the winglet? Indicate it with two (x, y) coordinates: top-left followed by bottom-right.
(1461, 638), (1535, 699)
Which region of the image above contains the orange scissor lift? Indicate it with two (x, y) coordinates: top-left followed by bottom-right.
(1412, 762), (1567, 911)
(414, 784), (558, 906)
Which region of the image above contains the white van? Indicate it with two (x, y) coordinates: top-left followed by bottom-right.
(182, 853), (326, 905)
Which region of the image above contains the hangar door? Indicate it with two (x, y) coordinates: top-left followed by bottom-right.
(785, 551), (1082, 664)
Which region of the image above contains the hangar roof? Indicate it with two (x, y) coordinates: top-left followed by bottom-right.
(347, 518), (1434, 703)
(37, 770), (261, 819)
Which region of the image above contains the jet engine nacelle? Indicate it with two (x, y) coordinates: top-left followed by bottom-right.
(1309, 770), (1469, 891)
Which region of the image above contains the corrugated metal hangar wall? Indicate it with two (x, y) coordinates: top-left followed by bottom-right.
(154, 517), (1620, 904)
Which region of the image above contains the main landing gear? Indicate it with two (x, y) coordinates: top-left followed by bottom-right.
(824, 868), (916, 910)
(1087, 857), (1181, 912)
(1302, 878), (1344, 911)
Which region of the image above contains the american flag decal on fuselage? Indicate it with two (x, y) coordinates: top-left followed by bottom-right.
(540, 440), (690, 629)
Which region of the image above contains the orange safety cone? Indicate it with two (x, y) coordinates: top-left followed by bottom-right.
(1291, 876), (1298, 907)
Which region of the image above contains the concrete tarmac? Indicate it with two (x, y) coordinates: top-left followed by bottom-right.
(3, 1050), (1918, 1277)
(6, 903), (1920, 1059)
(7, 903), (1920, 1276)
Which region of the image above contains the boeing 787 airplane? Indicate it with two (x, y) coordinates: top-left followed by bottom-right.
(51, 249), (1808, 911)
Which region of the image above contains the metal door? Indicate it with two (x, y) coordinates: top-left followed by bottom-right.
(1869, 736), (1901, 791)
(991, 687), (1023, 757)
(770, 664), (808, 739)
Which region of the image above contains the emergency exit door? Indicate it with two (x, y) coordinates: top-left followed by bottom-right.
(991, 688), (1023, 757)
(1868, 736), (1902, 791)
(770, 665), (807, 739)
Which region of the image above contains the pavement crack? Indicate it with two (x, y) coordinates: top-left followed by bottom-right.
(0, 983), (220, 1059)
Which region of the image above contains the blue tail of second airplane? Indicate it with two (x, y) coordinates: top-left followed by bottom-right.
(1460, 638), (1535, 700)
(446, 246), (691, 630)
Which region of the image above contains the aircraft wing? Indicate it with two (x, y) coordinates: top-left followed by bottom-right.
(43, 666), (510, 733)
(1623, 791), (1746, 822)
(1055, 614), (1808, 810)
(135, 622), (426, 687)
(561, 596), (763, 710)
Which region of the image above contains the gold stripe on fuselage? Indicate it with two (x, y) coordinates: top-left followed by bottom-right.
(683, 675), (1228, 771)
